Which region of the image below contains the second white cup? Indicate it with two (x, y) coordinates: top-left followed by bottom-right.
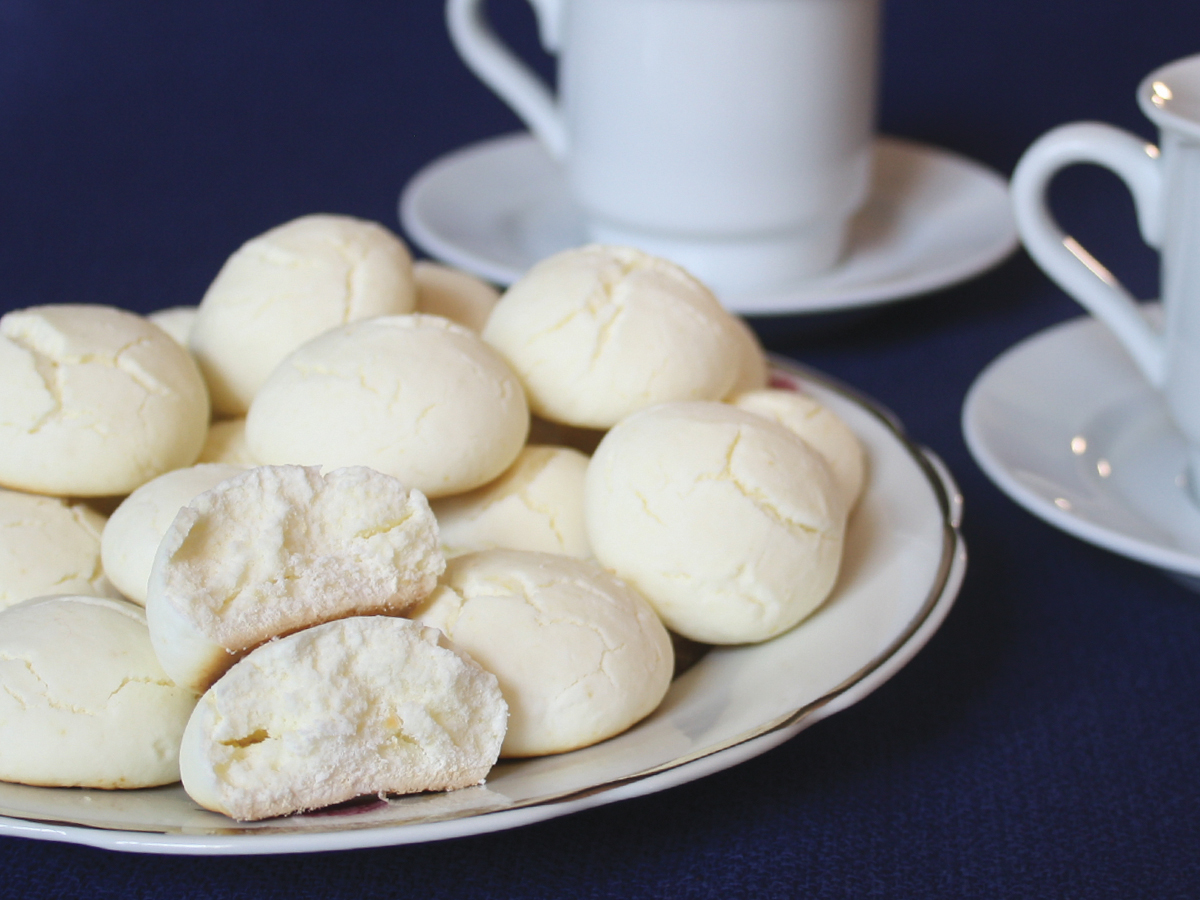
(1011, 53), (1200, 501)
(446, 0), (881, 296)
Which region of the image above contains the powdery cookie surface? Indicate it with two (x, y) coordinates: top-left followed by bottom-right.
(482, 245), (744, 429)
(0, 304), (210, 496)
(101, 463), (247, 604)
(0, 488), (118, 610)
(246, 314), (529, 498)
(431, 445), (591, 559)
(730, 388), (867, 510)
(411, 550), (673, 757)
(0, 595), (196, 788)
(179, 616), (506, 821)
(190, 214), (417, 417)
(146, 465), (444, 693)
(414, 261), (500, 333)
(585, 401), (847, 645)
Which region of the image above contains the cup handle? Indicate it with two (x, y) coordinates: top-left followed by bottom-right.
(445, 0), (569, 160)
(1011, 122), (1166, 386)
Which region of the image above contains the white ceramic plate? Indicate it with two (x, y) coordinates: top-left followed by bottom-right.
(0, 359), (965, 855)
(398, 132), (1017, 316)
(963, 307), (1200, 580)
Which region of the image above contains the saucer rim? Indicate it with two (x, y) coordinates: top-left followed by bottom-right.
(398, 132), (1018, 317)
(962, 309), (1200, 577)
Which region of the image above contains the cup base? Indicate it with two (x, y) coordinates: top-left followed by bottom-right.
(583, 219), (848, 298)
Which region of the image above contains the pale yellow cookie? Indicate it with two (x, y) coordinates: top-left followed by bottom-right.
(0, 304), (210, 496)
(179, 616), (506, 821)
(0, 488), (118, 610)
(190, 214), (417, 416)
(196, 418), (259, 467)
(145, 465), (444, 693)
(585, 401), (846, 644)
(101, 463), (246, 604)
(482, 245), (744, 429)
(411, 550), (673, 757)
(725, 314), (769, 396)
(730, 388), (866, 510)
(414, 260), (500, 333)
(245, 314), (529, 498)
(0, 595), (196, 788)
(148, 306), (198, 347)
(431, 445), (591, 559)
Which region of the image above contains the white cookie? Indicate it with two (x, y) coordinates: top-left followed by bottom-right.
(101, 463), (247, 604)
(179, 616), (506, 821)
(0, 595), (196, 788)
(730, 388), (867, 510)
(196, 418), (259, 467)
(0, 488), (118, 610)
(482, 245), (744, 428)
(585, 401), (847, 644)
(411, 550), (673, 757)
(245, 314), (529, 498)
(0, 304), (210, 496)
(148, 305), (198, 347)
(431, 445), (591, 559)
(190, 214), (417, 417)
(725, 314), (769, 397)
(414, 260), (500, 333)
(146, 465), (444, 693)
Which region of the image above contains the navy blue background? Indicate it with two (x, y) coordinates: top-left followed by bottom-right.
(1, 1), (1198, 896)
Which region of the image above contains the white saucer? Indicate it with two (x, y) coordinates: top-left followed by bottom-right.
(398, 132), (1017, 317)
(963, 307), (1200, 580)
(0, 359), (964, 855)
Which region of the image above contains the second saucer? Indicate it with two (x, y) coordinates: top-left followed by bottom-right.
(963, 307), (1200, 584)
(398, 133), (1017, 317)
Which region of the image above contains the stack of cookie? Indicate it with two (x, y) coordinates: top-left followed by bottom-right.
(0, 215), (864, 822)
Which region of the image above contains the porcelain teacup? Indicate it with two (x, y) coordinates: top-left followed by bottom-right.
(445, 0), (881, 297)
(1012, 53), (1200, 501)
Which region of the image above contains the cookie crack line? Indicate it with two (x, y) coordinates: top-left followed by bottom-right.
(107, 675), (177, 702)
(220, 728), (272, 749)
(0, 654), (140, 716)
(696, 428), (827, 536)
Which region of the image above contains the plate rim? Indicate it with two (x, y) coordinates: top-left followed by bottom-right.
(0, 358), (966, 855)
(397, 131), (1018, 317)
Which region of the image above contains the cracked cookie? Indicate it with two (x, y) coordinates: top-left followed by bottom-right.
(145, 464), (444, 693)
(411, 549), (673, 758)
(0, 594), (196, 788)
(585, 401), (847, 644)
(178, 616), (506, 821)
(0, 304), (210, 497)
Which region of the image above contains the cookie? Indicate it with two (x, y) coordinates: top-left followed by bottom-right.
(0, 595), (196, 788)
(190, 214), (417, 416)
(178, 616), (506, 820)
(145, 465), (444, 692)
(412, 550), (673, 757)
(245, 315), (529, 498)
(0, 304), (209, 496)
(585, 401), (846, 644)
(482, 245), (743, 428)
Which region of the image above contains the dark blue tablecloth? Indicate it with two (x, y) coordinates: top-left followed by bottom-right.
(1, 2), (1198, 897)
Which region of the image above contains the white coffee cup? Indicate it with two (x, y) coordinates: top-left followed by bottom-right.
(1011, 53), (1200, 498)
(446, 0), (880, 297)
